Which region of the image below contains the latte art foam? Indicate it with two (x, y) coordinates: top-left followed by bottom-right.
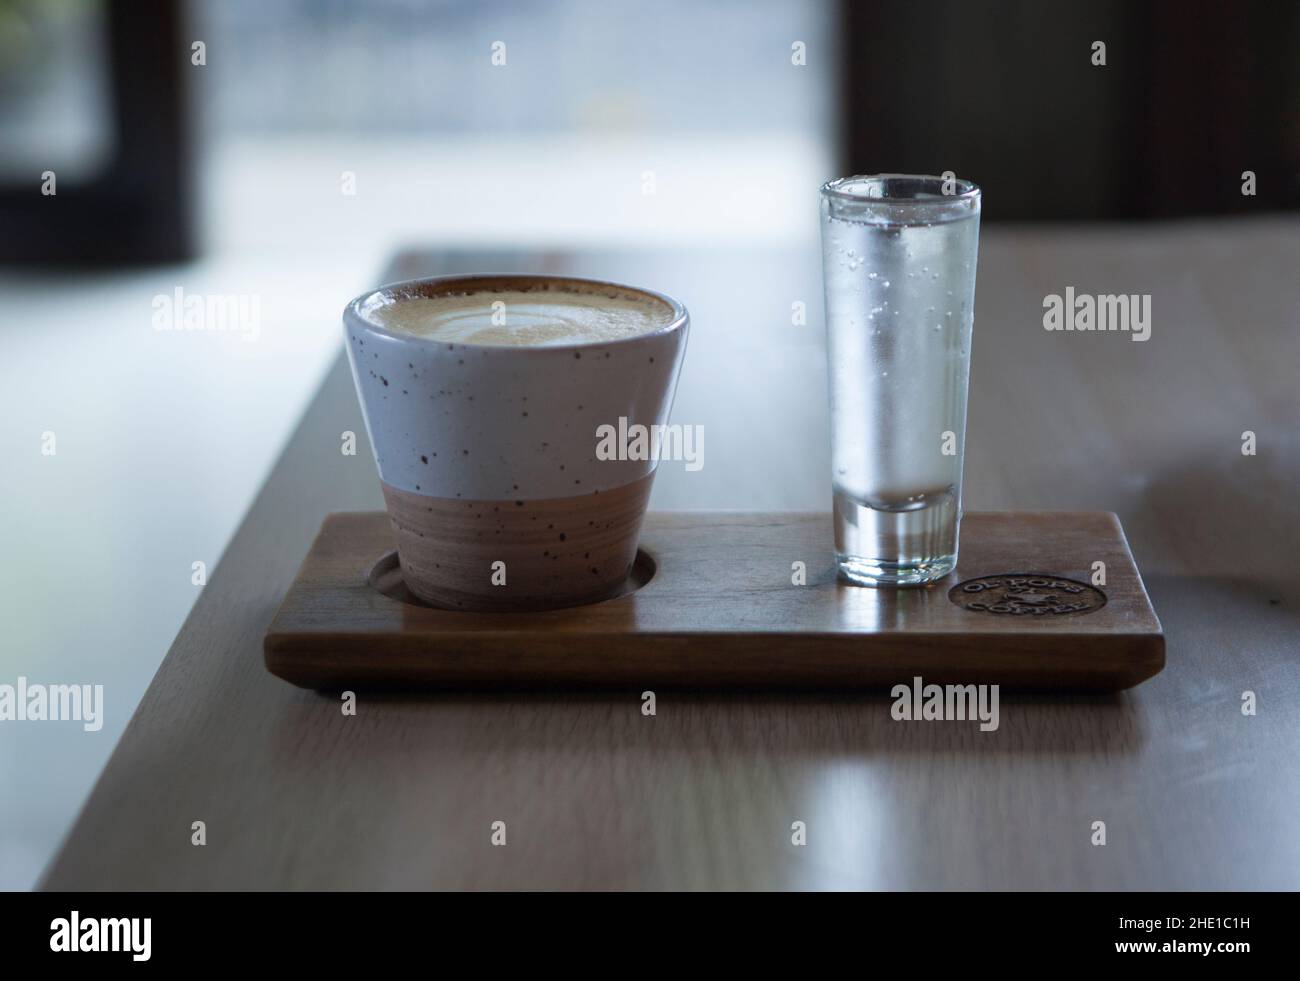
(370, 287), (675, 347)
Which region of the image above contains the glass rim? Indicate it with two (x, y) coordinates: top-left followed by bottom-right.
(820, 173), (981, 206)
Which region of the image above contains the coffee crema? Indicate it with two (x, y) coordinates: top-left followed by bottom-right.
(367, 284), (675, 347)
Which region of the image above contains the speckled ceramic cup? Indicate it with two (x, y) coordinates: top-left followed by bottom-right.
(344, 274), (689, 611)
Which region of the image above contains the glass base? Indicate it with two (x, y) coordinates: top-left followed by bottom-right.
(833, 487), (959, 588)
(836, 552), (956, 587)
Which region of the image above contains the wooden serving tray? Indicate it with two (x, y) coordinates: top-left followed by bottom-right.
(263, 510), (1163, 692)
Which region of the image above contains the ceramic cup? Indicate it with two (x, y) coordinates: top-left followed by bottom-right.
(344, 274), (689, 611)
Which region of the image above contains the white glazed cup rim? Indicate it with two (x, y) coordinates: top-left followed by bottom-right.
(344, 273), (689, 351)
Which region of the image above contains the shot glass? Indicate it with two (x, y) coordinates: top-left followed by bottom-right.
(819, 174), (981, 586)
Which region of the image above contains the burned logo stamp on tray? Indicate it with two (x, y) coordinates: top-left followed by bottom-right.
(948, 574), (1106, 617)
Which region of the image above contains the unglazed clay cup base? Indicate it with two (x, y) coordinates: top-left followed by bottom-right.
(381, 472), (654, 611)
(367, 541), (657, 612)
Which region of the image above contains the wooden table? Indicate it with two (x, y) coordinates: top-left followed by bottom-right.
(44, 224), (1300, 889)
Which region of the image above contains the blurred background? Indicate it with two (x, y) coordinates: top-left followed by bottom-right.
(1, 0), (1297, 889)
